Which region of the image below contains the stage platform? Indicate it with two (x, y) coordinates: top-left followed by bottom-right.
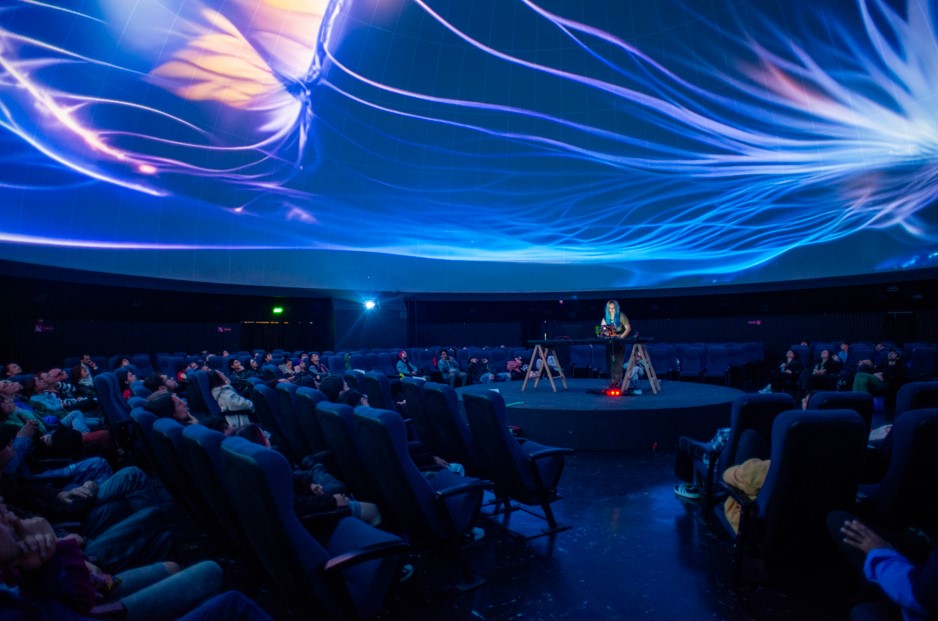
(457, 378), (743, 451)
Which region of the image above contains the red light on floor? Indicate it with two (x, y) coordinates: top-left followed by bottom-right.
(603, 388), (621, 397)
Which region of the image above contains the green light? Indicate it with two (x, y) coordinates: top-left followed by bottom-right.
(272, 306), (284, 314)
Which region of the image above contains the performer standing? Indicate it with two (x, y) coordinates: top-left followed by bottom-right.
(601, 299), (631, 387)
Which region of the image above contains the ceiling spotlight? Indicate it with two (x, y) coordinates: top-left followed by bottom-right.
(363, 299), (377, 310)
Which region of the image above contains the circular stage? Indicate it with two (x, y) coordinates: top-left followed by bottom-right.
(457, 378), (743, 451)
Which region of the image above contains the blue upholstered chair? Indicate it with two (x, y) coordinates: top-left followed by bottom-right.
(807, 390), (874, 435)
(400, 378), (445, 457)
(687, 392), (795, 512)
(251, 384), (297, 465)
(421, 383), (478, 474)
(180, 424), (255, 560)
(349, 353), (367, 372)
(894, 381), (938, 420)
(353, 406), (488, 548)
(276, 381), (312, 462)
(719, 409), (866, 588)
(220, 436), (407, 620)
(860, 408), (938, 533)
(315, 402), (384, 504)
(295, 387), (330, 455)
(190, 370), (222, 418)
(93, 372), (133, 449)
(462, 390), (572, 537)
(703, 345), (730, 384)
(362, 371), (398, 412)
(152, 417), (217, 533)
(679, 345), (706, 381)
(130, 354), (155, 375)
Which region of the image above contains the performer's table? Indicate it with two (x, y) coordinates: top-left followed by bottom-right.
(523, 337), (660, 394)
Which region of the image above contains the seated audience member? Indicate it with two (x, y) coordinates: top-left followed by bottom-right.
(853, 349), (905, 396)
(25, 375), (106, 449)
(4, 363), (24, 379)
(396, 350), (424, 379)
(202, 415), (236, 436)
(1, 395), (79, 462)
(115, 367), (137, 401)
(673, 426), (768, 503)
(506, 355), (526, 381)
(0, 506), (226, 621)
(226, 358), (256, 397)
(437, 350), (467, 387)
(533, 354), (562, 378)
(319, 375), (348, 403)
(828, 512), (938, 621)
(761, 350), (804, 394)
(800, 348), (841, 399)
(308, 352), (329, 382)
(291, 359), (318, 388)
(277, 357), (295, 381)
(468, 356), (510, 384)
(872, 342), (890, 366)
(34, 369), (94, 412)
(69, 365), (97, 401)
(176, 361), (200, 388)
(143, 392), (198, 426)
(337, 390), (368, 408)
(207, 371), (254, 427)
(1, 423), (112, 486)
(236, 423), (382, 526)
(79, 354), (100, 377)
(142, 372), (178, 396)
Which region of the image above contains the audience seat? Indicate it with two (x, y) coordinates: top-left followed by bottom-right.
(462, 390), (572, 537)
(719, 409), (867, 588)
(691, 393), (795, 513)
(276, 382), (313, 463)
(859, 408), (938, 534)
(220, 436), (408, 620)
(315, 401), (384, 504)
(251, 384), (297, 465)
(421, 383), (478, 474)
(806, 390), (874, 435)
(294, 387), (330, 456)
(401, 378), (445, 457)
(353, 406), (488, 550)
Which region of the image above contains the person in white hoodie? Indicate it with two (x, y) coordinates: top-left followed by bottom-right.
(208, 370), (254, 428)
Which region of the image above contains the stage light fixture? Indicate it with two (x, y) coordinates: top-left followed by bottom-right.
(272, 306), (284, 315)
(363, 299), (376, 310)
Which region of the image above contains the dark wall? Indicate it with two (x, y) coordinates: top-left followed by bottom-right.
(333, 297), (408, 352)
(1, 267), (333, 369)
(2, 262), (935, 371)
(405, 280), (938, 364)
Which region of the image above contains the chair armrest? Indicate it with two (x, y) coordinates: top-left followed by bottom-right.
(324, 539), (410, 573)
(683, 438), (716, 458)
(527, 447), (574, 460)
(300, 507), (352, 529)
(717, 480), (754, 508)
(433, 478), (492, 500)
(89, 602), (128, 619)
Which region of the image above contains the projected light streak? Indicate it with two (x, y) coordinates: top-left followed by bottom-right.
(0, 0), (324, 201)
(312, 0), (937, 267)
(0, 0), (935, 290)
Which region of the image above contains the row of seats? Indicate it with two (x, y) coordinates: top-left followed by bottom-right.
(684, 382), (938, 588)
(90, 367), (573, 613)
(569, 342), (765, 384)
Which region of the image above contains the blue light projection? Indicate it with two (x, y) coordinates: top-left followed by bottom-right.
(0, 0), (935, 293)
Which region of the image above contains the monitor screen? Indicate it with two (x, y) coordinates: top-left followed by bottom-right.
(1, 0), (935, 293)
